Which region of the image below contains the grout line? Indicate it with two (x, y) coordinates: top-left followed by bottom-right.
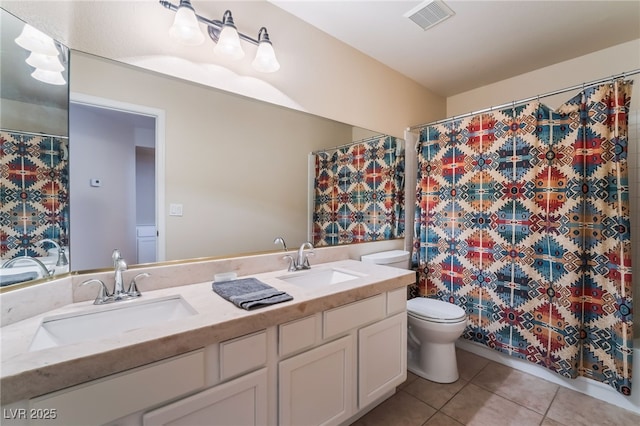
(540, 386), (562, 425)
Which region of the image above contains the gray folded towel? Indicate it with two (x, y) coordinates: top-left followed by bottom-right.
(0, 271), (39, 286)
(212, 277), (293, 310)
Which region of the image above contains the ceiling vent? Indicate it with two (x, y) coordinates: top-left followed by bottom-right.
(404, 0), (455, 31)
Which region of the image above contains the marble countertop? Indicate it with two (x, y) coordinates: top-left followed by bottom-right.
(0, 259), (414, 405)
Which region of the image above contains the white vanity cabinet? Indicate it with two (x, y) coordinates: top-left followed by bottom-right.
(278, 335), (354, 426)
(13, 286), (408, 426)
(277, 287), (407, 426)
(28, 350), (205, 426)
(358, 313), (407, 408)
(143, 330), (269, 426)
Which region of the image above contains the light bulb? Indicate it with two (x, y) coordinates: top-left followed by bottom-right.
(15, 24), (59, 56)
(31, 69), (66, 85)
(214, 25), (244, 60)
(26, 52), (64, 72)
(252, 40), (280, 73)
(169, 1), (204, 45)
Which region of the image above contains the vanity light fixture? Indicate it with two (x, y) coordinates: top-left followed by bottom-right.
(15, 23), (66, 85)
(160, 0), (280, 73)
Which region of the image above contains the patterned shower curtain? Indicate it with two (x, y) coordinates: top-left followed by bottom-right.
(1, 130), (69, 259)
(412, 81), (633, 394)
(313, 135), (404, 247)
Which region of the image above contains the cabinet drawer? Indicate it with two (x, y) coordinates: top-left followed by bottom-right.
(279, 315), (317, 357)
(220, 330), (267, 381)
(29, 350), (205, 426)
(323, 294), (385, 339)
(387, 287), (407, 315)
(143, 368), (268, 426)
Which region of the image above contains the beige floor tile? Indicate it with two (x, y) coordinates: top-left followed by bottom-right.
(546, 387), (640, 426)
(440, 383), (543, 426)
(471, 361), (558, 414)
(540, 417), (566, 426)
(423, 412), (464, 425)
(399, 371), (420, 390)
(456, 349), (491, 381)
(351, 390), (437, 426)
(403, 376), (467, 410)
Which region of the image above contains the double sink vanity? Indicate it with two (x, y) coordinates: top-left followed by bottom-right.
(1, 244), (414, 425)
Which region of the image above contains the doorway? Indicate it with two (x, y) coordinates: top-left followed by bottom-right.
(69, 94), (165, 270)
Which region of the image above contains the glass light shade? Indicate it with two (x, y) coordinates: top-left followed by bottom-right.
(26, 52), (64, 72)
(15, 24), (59, 56)
(214, 25), (244, 60)
(169, 5), (205, 45)
(252, 41), (280, 73)
(31, 68), (66, 86)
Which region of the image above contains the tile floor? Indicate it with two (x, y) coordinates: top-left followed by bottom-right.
(352, 349), (640, 426)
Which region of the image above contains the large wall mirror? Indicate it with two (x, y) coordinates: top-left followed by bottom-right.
(0, 8), (404, 290)
(1, 9), (70, 287)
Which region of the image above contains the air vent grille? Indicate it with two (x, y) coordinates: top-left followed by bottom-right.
(405, 0), (455, 31)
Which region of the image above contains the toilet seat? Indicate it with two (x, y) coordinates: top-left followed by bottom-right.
(407, 298), (466, 323)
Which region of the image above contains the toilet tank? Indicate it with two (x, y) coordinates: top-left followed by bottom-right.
(360, 250), (410, 269)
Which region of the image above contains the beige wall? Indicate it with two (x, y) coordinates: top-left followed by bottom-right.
(445, 39), (640, 339)
(447, 39), (640, 116)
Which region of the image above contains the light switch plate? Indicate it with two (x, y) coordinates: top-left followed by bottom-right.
(169, 203), (183, 216)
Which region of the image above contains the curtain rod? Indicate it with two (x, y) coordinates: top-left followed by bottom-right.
(0, 128), (69, 139)
(310, 133), (391, 155)
(408, 68), (640, 131)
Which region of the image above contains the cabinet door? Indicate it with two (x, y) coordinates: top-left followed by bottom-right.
(29, 350), (205, 426)
(358, 312), (407, 408)
(279, 335), (353, 426)
(143, 369), (267, 426)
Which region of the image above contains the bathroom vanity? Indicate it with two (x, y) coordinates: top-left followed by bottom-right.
(0, 251), (414, 426)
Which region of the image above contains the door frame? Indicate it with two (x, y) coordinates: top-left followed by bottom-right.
(70, 92), (166, 262)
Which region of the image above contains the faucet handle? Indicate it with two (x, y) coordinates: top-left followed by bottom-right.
(283, 255), (297, 272)
(82, 279), (112, 305)
(57, 247), (69, 267)
(127, 273), (149, 297)
(301, 250), (315, 269)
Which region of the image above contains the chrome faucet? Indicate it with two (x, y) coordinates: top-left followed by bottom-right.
(39, 238), (68, 267)
(1, 256), (52, 278)
(113, 256), (128, 300)
(274, 236), (288, 252)
(82, 250), (150, 305)
(295, 241), (314, 270)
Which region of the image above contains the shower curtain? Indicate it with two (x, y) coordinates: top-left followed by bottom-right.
(412, 81), (633, 394)
(1, 130), (69, 259)
(313, 136), (404, 247)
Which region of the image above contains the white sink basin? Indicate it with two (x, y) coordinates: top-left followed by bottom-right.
(277, 267), (365, 287)
(29, 296), (197, 352)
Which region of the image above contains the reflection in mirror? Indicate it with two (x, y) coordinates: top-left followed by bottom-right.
(0, 9), (70, 287)
(0, 11), (405, 292)
(311, 135), (405, 247)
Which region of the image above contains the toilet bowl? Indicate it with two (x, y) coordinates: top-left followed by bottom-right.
(406, 297), (467, 383)
(360, 250), (468, 383)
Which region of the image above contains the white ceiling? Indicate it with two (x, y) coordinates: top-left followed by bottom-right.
(2, 0), (639, 106)
(270, 0), (640, 97)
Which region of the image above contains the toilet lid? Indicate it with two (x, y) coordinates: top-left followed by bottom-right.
(407, 298), (467, 323)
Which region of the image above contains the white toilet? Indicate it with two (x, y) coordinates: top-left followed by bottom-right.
(406, 297), (467, 383)
(360, 250), (468, 384)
